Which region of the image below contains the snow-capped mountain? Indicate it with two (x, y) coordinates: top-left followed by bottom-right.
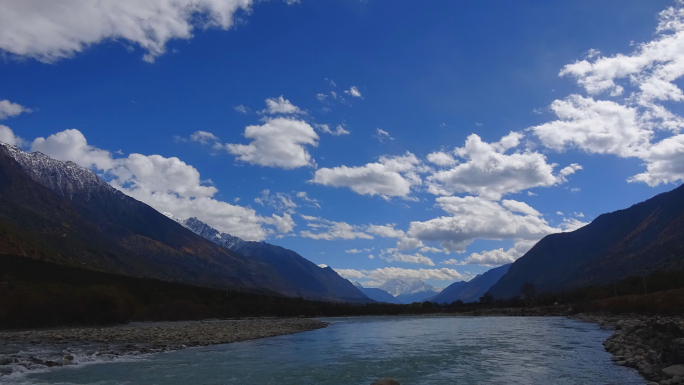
(163, 213), (245, 251)
(0, 142), (115, 200)
(380, 278), (442, 297)
(378, 278), (442, 304)
(162, 214), (370, 302)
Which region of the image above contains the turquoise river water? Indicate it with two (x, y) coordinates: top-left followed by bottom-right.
(3, 316), (646, 385)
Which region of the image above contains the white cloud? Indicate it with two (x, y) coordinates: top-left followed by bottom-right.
(315, 124), (350, 136)
(296, 191), (320, 208)
(223, 117), (318, 169)
(0, 125), (25, 147)
(29, 128), (290, 240)
(233, 105), (250, 114)
(334, 267), (468, 284)
(530, 96), (650, 158)
(367, 224), (405, 238)
(500, 199), (541, 216)
(443, 239), (538, 267)
(316, 94), (327, 102)
(0, 0), (254, 63)
(345, 86), (362, 98)
(31, 129), (116, 170)
(190, 131), (219, 144)
(384, 251), (435, 266)
(374, 128), (393, 142)
(527, 191), (537, 196)
(407, 196), (558, 253)
(575, 212), (585, 218)
(427, 132), (575, 200)
(530, 4), (684, 187)
(0, 100), (31, 120)
(557, 211), (563, 215)
(628, 134), (684, 186)
(254, 189), (297, 214)
(260, 96), (305, 115)
(300, 215), (373, 240)
(311, 152), (426, 199)
(426, 151), (457, 167)
(560, 217), (589, 232)
(345, 248), (371, 254)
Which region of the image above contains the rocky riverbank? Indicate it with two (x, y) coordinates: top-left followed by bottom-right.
(0, 317), (327, 377)
(574, 314), (684, 385)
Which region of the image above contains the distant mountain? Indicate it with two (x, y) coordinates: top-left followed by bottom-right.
(352, 282), (401, 304)
(380, 278), (441, 304)
(429, 264), (511, 304)
(489, 184), (684, 299)
(0, 142), (295, 296)
(167, 214), (370, 303)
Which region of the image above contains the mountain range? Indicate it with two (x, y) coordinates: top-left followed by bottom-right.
(377, 278), (442, 304)
(490, 184), (684, 299)
(352, 282), (402, 304)
(168, 215), (369, 302)
(0, 143), (368, 302)
(429, 264), (511, 304)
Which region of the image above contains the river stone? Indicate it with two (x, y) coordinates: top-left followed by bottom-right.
(664, 365), (684, 378)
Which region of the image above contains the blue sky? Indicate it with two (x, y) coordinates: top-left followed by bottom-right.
(1, 0), (682, 288)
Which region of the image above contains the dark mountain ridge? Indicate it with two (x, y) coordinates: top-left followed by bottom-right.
(174, 216), (369, 302)
(489, 184), (684, 299)
(0, 143), (366, 301)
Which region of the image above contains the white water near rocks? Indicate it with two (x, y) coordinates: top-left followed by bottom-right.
(3, 316), (645, 384)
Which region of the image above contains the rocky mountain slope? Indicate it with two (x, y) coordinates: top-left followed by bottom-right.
(489, 184), (684, 299)
(429, 264), (511, 304)
(0, 143), (346, 299)
(168, 215), (369, 302)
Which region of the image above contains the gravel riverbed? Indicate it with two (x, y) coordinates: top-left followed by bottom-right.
(0, 317), (327, 377)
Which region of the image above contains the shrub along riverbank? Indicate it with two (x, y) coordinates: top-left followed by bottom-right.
(2, 253), (684, 330)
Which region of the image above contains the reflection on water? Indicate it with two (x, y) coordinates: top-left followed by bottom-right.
(11, 316), (645, 385)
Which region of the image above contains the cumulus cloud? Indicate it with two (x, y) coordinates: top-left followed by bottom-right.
(300, 215), (373, 240)
(407, 196), (558, 253)
(223, 117), (318, 169)
(315, 124), (350, 136)
(345, 86), (362, 98)
(0, 100), (31, 120)
(530, 3), (684, 187)
(0, 0), (255, 63)
(0, 125), (25, 147)
(530, 96), (649, 158)
(427, 132), (577, 200)
(427, 151), (457, 167)
(32, 129), (116, 170)
(260, 96), (305, 115)
(334, 267), (468, 284)
(443, 240), (538, 267)
(29, 128), (291, 240)
(311, 152), (426, 199)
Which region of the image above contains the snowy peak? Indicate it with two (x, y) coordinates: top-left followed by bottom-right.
(0, 142), (115, 200)
(379, 278), (441, 297)
(164, 214), (246, 252)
